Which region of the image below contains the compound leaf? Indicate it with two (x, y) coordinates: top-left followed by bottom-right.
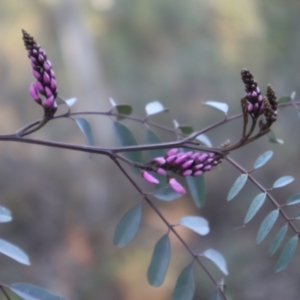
(0, 238), (30, 265)
(113, 203), (142, 248)
(256, 210), (279, 245)
(147, 235), (171, 287)
(186, 175), (206, 208)
(273, 176), (294, 188)
(10, 283), (65, 300)
(269, 224), (288, 257)
(74, 118), (94, 146)
(203, 249), (228, 275)
(275, 235), (298, 272)
(253, 150), (273, 169)
(113, 122), (143, 163)
(172, 264), (195, 300)
(227, 174), (248, 201)
(179, 216), (209, 236)
(244, 193), (266, 224)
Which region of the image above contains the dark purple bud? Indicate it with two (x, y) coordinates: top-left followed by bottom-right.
(45, 87), (52, 97)
(32, 49), (38, 55)
(207, 158), (214, 163)
(252, 91), (257, 97)
(38, 54), (44, 62)
(43, 72), (50, 83)
(184, 151), (193, 157)
(247, 103), (253, 112)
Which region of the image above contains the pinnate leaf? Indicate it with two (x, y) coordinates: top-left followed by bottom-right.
(253, 150), (273, 169)
(147, 235), (171, 287)
(113, 122), (143, 163)
(153, 187), (183, 201)
(0, 238), (30, 265)
(203, 249), (228, 275)
(9, 283), (65, 300)
(256, 210), (279, 245)
(74, 118), (94, 146)
(227, 174), (248, 201)
(273, 176), (294, 188)
(179, 216), (209, 236)
(269, 224), (288, 257)
(186, 175), (206, 208)
(113, 203), (142, 247)
(244, 193), (266, 224)
(286, 193), (300, 205)
(203, 101), (228, 114)
(0, 206), (12, 222)
(172, 264), (195, 300)
(275, 235), (298, 272)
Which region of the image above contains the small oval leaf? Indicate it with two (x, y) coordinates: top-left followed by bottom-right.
(253, 150), (273, 169)
(269, 224), (288, 257)
(113, 122), (143, 163)
(273, 176), (294, 188)
(10, 283), (65, 300)
(0, 206), (12, 223)
(268, 131), (284, 144)
(113, 203), (142, 248)
(227, 174), (248, 201)
(116, 104), (132, 116)
(145, 101), (168, 116)
(203, 101), (228, 114)
(172, 264), (195, 300)
(275, 235), (298, 273)
(186, 175), (206, 208)
(74, 118), (94, 146)
(196, 134), (212, 147)
(203, 249), (228, 275)
(277, 96), (290, 104)
(179, 216), (209, 236)
(65, 97), (77, 107)
(244, 193), (267, 224)
(153, 187), (183, 201)
(0, 238), (30, 265)
(256, 210), (279, 245)
(178, 126), (194, 135)
(286, 193), (300, 205)
(147, 235), (171, 287)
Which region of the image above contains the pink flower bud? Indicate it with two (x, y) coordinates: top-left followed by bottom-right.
(193, 170), (203, 176)
(43, 72), (50, 83)
(184, 151), (193, 157)
(168, 178), (186, 195)
(191, 152), (200, 160)
(204, 165), (212, 171)
(33, 70), (41, 79)
(156, 168), (167, 175)
(44, 95), (54, 108)
(50, 78), (57, 90)
(29, 83), (39, 100)
(175, 155), (187, 165)
(38, 54), (44, 62)
(152, 157), (166, 165)
(197, 153), (208, 163)
(182, 169), (193, 176)
(194, 164), (203, 170)
(166, 155), (177, 164)
(142, 171), (159, 184)
(167, 148), (179, 156)
(247, 103), (253, 112)
(181, 160), (194, 169)
(45, 86), (52, 97)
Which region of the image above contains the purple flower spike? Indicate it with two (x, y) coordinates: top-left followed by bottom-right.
(22, 29), (58, 117)
(168, 178), (186, 194)
(167, 148), (179, 156)
(142, 171), (159, 185)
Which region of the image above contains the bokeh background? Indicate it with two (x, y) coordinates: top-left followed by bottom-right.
(0, 0), (300, 299)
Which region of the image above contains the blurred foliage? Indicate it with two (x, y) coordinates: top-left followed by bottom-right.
(0, 0), (300, 299)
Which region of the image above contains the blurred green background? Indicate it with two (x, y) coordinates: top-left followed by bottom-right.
(0, 0), (300, 299)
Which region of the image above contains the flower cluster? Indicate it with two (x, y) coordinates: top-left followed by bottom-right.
(22, 30), (58, 117)
(141, 148), (222, 194)
(264, 84), (278, 124)
(241, 69), (264, 118)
